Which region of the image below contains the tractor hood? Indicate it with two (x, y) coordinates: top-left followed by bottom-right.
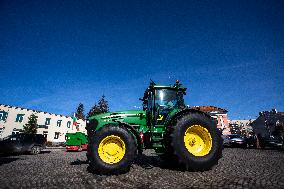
(91, 110), (147, 131)
(95, 110), (145, 119)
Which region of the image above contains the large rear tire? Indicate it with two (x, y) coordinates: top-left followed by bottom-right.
(170, 112), (223, 171)
(88, 124), (137, 175)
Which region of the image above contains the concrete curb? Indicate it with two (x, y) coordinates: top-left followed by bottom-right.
(46, 146), (66, 149)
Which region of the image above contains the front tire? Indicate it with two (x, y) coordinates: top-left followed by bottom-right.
(170, 112), (223, 171)
(88, 124), (137, 175)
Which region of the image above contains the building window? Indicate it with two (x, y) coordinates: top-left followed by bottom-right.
(54, 132), (60, 139)
(45, 118), (51, 125)
(15, 114), (25, 123)
(43, 131), (48, 139)
(0, 110), (8, 121)
(67, 121), (71, 128)
(57, 120), (62, 127)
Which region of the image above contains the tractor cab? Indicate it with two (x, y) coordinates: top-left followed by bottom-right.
(142, 80), (186, 125)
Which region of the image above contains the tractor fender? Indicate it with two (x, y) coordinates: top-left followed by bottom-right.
(118, 122), (143, 154)
(165, 108), (216, 126)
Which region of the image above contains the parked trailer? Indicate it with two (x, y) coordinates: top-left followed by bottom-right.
(65, 132), (88, 151)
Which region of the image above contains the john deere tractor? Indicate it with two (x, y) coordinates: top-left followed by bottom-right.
(86, 81), (223, 174)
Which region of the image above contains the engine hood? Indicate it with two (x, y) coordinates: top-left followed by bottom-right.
(91, 110), (147, 131)
(95, 110), (144, 119)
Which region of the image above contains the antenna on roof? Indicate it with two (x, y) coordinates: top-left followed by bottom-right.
(150, 79), (156, 85)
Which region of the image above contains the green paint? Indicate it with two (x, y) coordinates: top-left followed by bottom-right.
(66, 132), (88, 146)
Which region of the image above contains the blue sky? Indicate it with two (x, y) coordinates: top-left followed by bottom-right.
(1, 0), (283, 119)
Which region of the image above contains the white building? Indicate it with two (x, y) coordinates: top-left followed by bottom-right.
(192, 106), (231, 135)
(0, 104), (86, 142)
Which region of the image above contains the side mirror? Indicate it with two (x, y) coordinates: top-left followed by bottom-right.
(143, 105), (147, 111)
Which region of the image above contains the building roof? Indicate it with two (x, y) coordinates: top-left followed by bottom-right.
(277, 112), (284, 116)
(191, 106), (228, 114)
(0, 103), (80, 120)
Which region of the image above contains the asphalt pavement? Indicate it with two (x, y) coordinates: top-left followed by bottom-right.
(0, 148), (283, 189)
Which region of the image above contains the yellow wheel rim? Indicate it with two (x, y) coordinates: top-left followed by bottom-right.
(184, 125), (212, 156)
(98, 135), (126, 164)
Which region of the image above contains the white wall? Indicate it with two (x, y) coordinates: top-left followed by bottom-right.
(0, 104), (86, 142)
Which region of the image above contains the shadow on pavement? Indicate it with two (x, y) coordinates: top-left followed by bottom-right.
(84, 154), (187, 173)
(41, 150), (51, 154)
(70, 159), (89, 165)
(134, 154), (187, 171)
(0, 156), (20, 166)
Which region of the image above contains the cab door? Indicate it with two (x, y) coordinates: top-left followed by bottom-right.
(145, 91), (155, 128)
(153, 89), (174, 125)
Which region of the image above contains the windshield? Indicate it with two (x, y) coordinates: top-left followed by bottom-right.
(2, 134), (20, 141)
(2, 135), (13, 140)
(155, 89), (182, 108)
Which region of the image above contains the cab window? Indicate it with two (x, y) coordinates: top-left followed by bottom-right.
(155, 89), (178, 109)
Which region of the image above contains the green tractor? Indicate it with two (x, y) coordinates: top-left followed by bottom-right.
(86, 81), (223, 174)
